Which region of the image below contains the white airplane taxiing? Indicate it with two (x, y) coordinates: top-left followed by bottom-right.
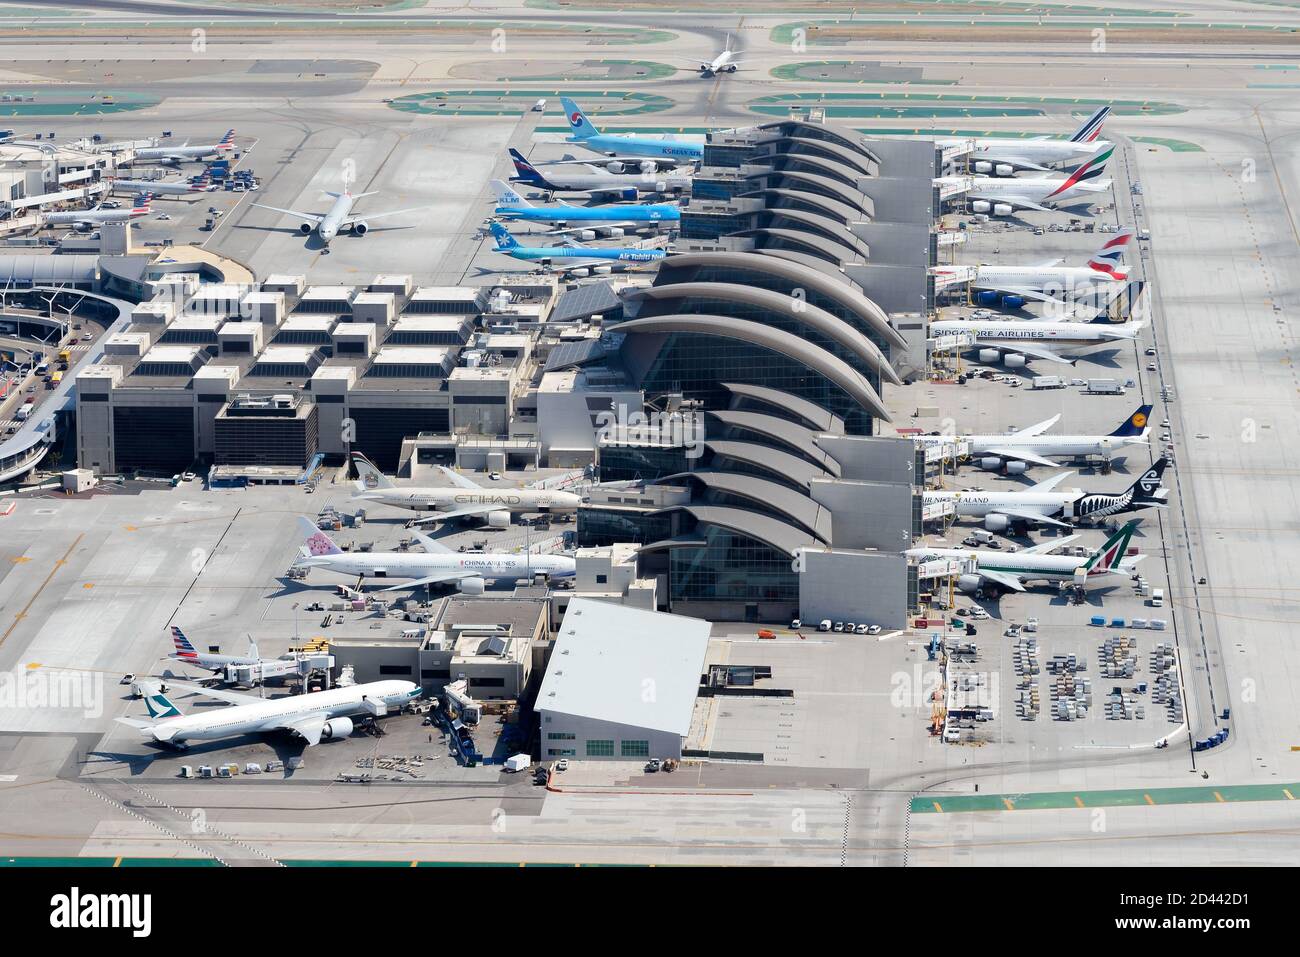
(294, 517), (576, 594)
(913, 404), (1153, 473)
(351, 452), (582, 527)
(253, 189), (424, 247)
(117, 678), (422, 749)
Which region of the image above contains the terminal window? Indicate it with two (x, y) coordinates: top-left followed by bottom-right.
(547, 732), (576, 741)
(547, 749), (576, 758)
(586, 740), (615, 757)
(620, 740), (650, 758)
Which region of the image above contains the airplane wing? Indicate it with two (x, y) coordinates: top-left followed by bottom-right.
(409, 503), (508, 526)
(975, 285), (1069, 305)
(1034, 259), (1065, 268)
(982, 447), (1061, 469)
(1016, 414), (1062, 437)
(983, 341), (1075, 364)
(545, 222), (639, 236)
(1028, 471), (1074, 493)
(989, 506), (1072, 529)
(252, 203), (323, 223)
(274, 712), (332, 746)
(376, 570), (479, 593)
(342, 206), (426, 225)
(436, 466), (485, 491)
(979, 568), (1026, 593)
(1022, 534), (1080, 555)
(161, 679), (265, 706)
(985, 156), (1055, 173)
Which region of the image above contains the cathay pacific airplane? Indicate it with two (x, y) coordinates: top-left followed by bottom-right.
(560, 97), (703, 162)
(489, 222), (665, 276)
(491, 178), (679, 238)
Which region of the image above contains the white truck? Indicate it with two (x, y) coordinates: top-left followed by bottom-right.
(1031, 376), (1066, 390)
(504, 753), (531, 773)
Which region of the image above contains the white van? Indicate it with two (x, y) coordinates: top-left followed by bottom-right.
(818, 619), (832, 632)
(1150, 588), (1164, 608)
(971, 529), (995, 545)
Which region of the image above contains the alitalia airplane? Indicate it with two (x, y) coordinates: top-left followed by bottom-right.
(924, 458), (1169, 532)
(559, 97), (704, 163)
(908, 520), (1144, 596)
(913, 405), (1153, 473)
(932, 229), (1134, 306)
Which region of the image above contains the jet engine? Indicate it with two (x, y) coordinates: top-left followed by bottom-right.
(605, 161), (625, 173)
(957, 574), (983, 594)
(995, 164), (1014, 177)
(298, 222), (314, 235)
(983, 514), (1010, 533)
(725, 64), (738, 74)
(351, 221), (369, 236)
(456, 576), (487, 596)
(1004, 354), (1027, 368)
(1002, 295), (1026, 310)
(970, 200), (991, 214)
(592, 265), (613, 275)
(576, 229), (596, 242)
(605, 226), (625, 238)
(993, 203), (1013, 217)
(979, 456), (1004, 471)
(638, 160), (657, 174)
(973, 161), (992, 174)
(322, 717), (353, 741)
(1005, 461), (1028, 476)
(568, 268), (590, 278)
(486, 511), (511, 529)
(978, 348), (1001, 364)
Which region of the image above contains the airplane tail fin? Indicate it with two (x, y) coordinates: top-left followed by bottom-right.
(1129, 456), (1169, 504)
(1089, 279), (1145, 325)
(1069, 106), (1110, 144)
(560, 97), (600, 140)
(491, 178), (530, 208)
(169, 626), (199, 661)
(248, 636), (260, 660)
(1047, 145), (1114, 197)
(1082, 520), (1138, 574)
(508, 148), (547, 187)
(131, 193), (152, 215)
(1109, 404), (1153, 438)
(143, 689), (183, 720)
(297, 516), (343, 556)
(350, 451), (395, 490)
(489, 222), (519, 249)
(1086, 227), (1133, 278)
(218, 128), (236, 149)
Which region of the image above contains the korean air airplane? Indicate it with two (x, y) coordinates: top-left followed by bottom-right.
(560, 97), (703, 163)
(489, 222), (666, 277)
(491, 179), (679, 238)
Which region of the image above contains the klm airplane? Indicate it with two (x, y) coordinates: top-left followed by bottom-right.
(491, 179), (679, 238)
(489, 222), (666, 277)
(560, 97), (703, 163)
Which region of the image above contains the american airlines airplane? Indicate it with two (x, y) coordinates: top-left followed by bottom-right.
(253, 189), (424, 247)
(908, 520), (1143, 596)
(117, 678), (422, 749)
(351, 452), (582, 527)
(925, 458), (1168, 532)
(43, 193), (151, 229)
(294, 517), (575, 594)
(913, 405), (1153, 473)
(107, 174), (211, 197)
(133, 128), (235, 164)
(937, 146), (1114, 215)
(938, 107), (1112, 175)
(933, 230), (1134, 306)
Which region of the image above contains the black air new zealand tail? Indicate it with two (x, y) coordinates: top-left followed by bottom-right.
(1072, 457), (1169, 521)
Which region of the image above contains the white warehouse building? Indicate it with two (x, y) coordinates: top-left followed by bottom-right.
(536, 598), (710, 762)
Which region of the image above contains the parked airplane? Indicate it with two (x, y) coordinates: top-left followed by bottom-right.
(253, 189), (423, 247)
(509, 149), (692, 200)
(914, 404), (1153, 473)
(936, 146), (1113, 215)
(43, 192), (151, 229)
(559, 97), (703, 162)
(909, 520), (1143, 596)
(167, 626), (263, 673)
(929, 302), (1144, 367)
(293, 517), (576, 594)
(133, 128), (235, 164)
(117, 678), (422, 749)
(933, 229), (1134, 307)
(107, 174), (210, 197)
(925, 458), (1169, 532)
(489, 222), (666, 276)
(491, 179), (679, 238)
(939, 107), (1111, 175)
(351, 452), (582, 526)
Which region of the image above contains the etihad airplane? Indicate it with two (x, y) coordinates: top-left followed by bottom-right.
(933, 230), (1134, 306)
(133, 128), (235, 164)
(43, 192), (151, 229)
(510, 149), (692, 200)
(559, 98), (704, 162)
(925, 458), (1169, 532)
(908, 520), (1144, 596)
(913, 404), (1153, 473)
(253, 189), (423, 247)
(491, 179), (679, 239)
(117, 678), (422, 749)
(293, 517), (575, 594)
(489, 222), (666, 276)
(937, 145), (1114, 215)
(351, 452), (582, 527)
(939, 107), (1112, 175)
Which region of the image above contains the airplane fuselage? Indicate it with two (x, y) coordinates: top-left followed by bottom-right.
(930, 319), (1139, 355)
(495, 203), (680, 225)
(302, 552), (576, 582)
(355, 488), (581, 514)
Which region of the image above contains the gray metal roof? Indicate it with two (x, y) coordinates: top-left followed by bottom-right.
(738, 187), (866, 227)
(720, 381), (844, 433)
(536, 597), (710, 737)
(704, 439), (833, 490)
(652, 504), (816, 557)
(0, 255), (99, 285)
(760, 135), (880, 176)
(704, 408), (842, 475)
(614, 313), (890, 422)
(544, 337), (609, 372)
(733, 226), (866, 267)
(551, 280), (623, 324)
(658, 469), (832, 542)
(742, 168), (870, 214)
(748, 151), (867, 190)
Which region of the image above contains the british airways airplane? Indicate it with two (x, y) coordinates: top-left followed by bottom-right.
(491, 179), (678, 238)
(560, 97), (703, 163)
